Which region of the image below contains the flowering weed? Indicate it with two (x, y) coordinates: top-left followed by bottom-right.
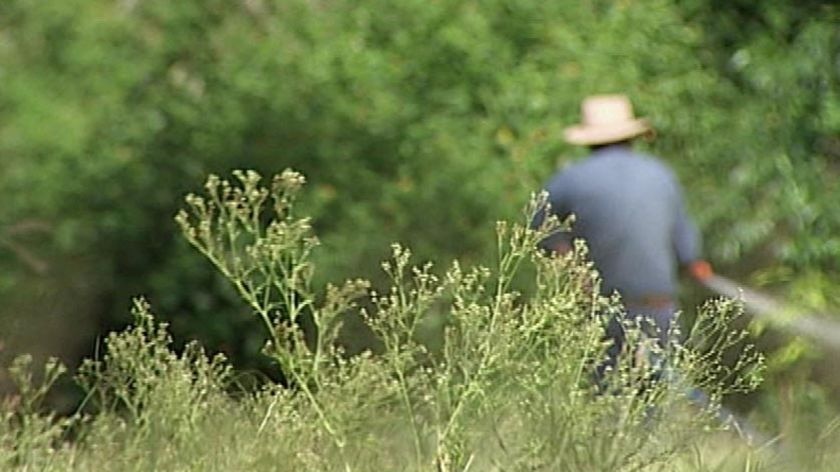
(0, 170), (773, 471)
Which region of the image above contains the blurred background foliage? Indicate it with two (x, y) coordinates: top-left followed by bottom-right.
(0, 0), (838, 440)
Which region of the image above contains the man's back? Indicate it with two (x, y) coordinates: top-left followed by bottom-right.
(542, 144), (698, 300)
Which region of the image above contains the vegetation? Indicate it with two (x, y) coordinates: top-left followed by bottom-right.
(1, 171), (771, 470)
(0, 0), (838, 467)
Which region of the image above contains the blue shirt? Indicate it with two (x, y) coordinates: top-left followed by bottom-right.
(534, 145), (700, 300)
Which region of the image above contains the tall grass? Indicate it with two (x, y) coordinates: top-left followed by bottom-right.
(0, 170), (779, 471)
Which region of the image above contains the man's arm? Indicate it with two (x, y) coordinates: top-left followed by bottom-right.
(531, 178), (573, 255)
(672, 181), (713, 282)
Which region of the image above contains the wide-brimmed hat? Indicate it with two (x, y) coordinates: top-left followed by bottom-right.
(563, 94), (651, 146)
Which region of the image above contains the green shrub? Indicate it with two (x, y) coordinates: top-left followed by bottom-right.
(1, 3), (838, 424)
(0, 169), (769, 470)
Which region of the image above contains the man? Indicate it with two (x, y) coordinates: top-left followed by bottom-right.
(533, 94), (712, 374)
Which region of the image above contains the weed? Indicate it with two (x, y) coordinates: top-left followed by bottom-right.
(0, 169), (770, 471)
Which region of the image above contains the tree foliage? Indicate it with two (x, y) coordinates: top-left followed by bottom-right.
(0, 0), (837, 420)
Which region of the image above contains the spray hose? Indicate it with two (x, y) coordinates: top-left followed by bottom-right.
(702, 274), (840, 351)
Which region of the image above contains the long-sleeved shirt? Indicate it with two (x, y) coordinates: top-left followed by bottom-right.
(534, 144), (700, 300)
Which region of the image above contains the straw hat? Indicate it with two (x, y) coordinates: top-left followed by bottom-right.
(563, 94), (651, 146)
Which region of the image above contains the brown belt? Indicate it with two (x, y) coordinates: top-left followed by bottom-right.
(625, 295), (674, 310)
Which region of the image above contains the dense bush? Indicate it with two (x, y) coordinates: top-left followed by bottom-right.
(0, 0), (837, 436)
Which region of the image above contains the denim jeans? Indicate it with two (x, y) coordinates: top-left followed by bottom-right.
(596, 301), (676, 383)
(594, 303), (769, 445)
